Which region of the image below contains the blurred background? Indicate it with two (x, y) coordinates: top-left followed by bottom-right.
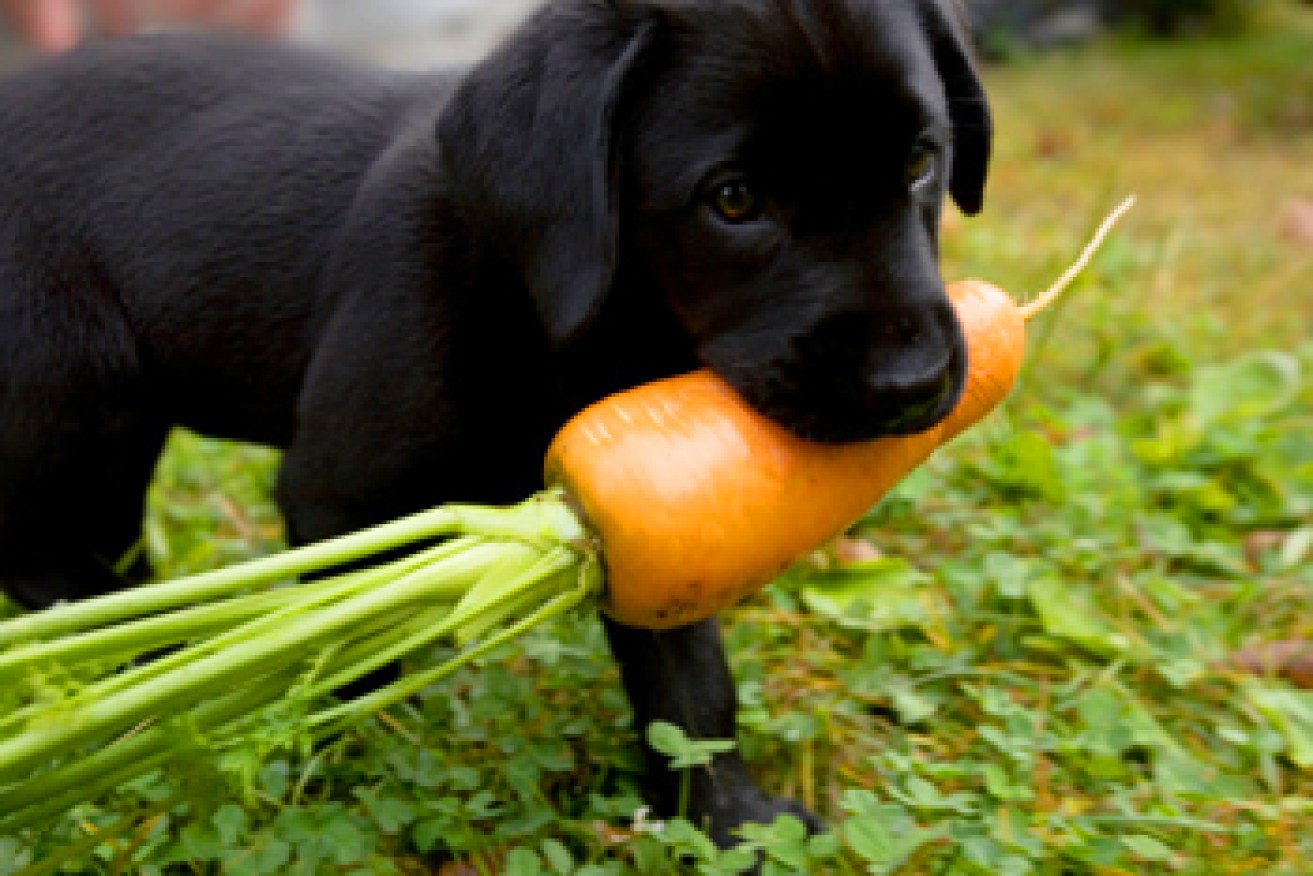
(2, 0), (1306, 63)
(0, 0), (539, 64)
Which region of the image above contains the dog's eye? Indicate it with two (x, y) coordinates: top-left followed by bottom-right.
(710, 180), (761, 223)
(905, 142), (938, 191)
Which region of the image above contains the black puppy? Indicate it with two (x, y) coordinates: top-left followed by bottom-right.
(0, 0), (989, 845)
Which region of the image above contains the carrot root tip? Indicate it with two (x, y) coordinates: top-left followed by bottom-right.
(1019, 195), (1137, 322)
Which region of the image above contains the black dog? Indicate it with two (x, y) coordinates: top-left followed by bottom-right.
(0, 0), (989, 845)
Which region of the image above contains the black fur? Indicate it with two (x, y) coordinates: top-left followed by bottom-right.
(0, 0), (989, 845)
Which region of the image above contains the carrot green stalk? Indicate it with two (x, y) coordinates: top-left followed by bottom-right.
(0, 542), (538, 785)
(0, 493), (602, 833)
(0, 540), (470, 737)
(0, 682), (277, 829)
(0, 496), (582, 648)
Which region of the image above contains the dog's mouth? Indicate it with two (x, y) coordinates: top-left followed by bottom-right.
(712, 348), (966, 445)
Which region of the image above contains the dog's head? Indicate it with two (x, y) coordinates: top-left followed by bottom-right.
(439, 0), (991, 442)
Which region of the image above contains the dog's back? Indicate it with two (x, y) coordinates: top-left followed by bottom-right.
(0, 35), (466, 607)
(0, 35), (458, 443)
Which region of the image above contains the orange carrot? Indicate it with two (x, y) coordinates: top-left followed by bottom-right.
(547, 199), (1135, 629)
(545, 280), (1015, 628)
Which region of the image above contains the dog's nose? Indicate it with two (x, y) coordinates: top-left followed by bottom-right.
(864, 363), (956, 434)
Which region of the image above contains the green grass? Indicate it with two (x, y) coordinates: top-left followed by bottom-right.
(4, 10), (1313, 874)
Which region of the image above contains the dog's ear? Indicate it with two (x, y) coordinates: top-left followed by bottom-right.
(920, 1), (992, 215)
(438, 4), (661, 346)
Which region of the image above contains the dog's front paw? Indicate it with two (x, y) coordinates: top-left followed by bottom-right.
(693, 785), (822, 851)
(650, 758), (822, 851)
(650, 775), (821, 876)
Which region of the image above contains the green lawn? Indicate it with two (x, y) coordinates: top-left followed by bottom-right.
(4, 9), (1313, 874)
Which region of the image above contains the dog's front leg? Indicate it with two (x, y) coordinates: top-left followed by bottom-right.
(601, 615), (821, 848)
